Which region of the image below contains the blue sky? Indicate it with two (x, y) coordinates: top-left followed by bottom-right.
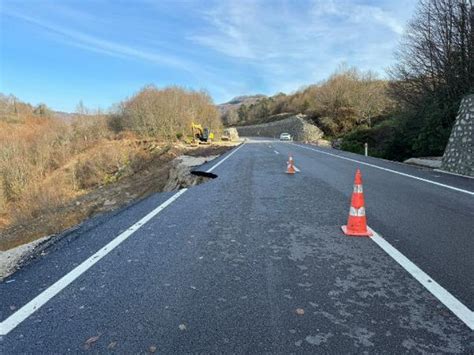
(0, 0), (416, 112)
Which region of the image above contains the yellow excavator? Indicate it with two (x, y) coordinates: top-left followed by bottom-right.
(191, 122), (214, 144)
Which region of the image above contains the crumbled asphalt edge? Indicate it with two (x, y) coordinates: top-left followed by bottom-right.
(4, 197), (145, 281)
(1, 153), (224, 282)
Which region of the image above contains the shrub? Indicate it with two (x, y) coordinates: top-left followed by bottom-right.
(118, 85), (222, 139)
(12, 183), (69, 223)
(72, 144), (129, 190)
(341, 120), (398, 158)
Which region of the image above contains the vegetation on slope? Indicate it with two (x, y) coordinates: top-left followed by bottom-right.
(222, 67), (393, 135)
(110, 85), (222, 139)
(0, 87), (222, 248)
(222, 0), (473, 161)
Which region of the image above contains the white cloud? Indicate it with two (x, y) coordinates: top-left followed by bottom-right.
(189, 0), (413, 96)
(1, 0), (415, 105)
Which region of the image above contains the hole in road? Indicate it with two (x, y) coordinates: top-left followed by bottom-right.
(191, 171), (218, 179)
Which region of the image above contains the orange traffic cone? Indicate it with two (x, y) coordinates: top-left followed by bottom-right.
(341, 169), (373, 237)
(287, 155), (296, 174)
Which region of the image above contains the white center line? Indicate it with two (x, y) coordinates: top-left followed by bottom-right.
(0, 143), (245, 336)
(293, 143), (474, 196)
(293, 166), (300, 172)
(368, 227), (474, 330)
(274, 150), (280, 155)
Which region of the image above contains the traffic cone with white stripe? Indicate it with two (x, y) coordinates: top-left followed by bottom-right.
(287, 155), (296, 174)
(341, 169), (373, 237)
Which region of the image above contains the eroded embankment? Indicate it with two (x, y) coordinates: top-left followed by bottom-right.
(0, 144), (233, 279)
(164, 155), (218, 191)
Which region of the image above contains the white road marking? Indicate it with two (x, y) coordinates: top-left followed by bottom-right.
(0, 189), (186, 336)
(0, 143), (245, 336)
(245, 138), (276, 144)
(368, 227), (474, 331)
(289, 141), (474, 327)
(274, 150), (280, 155)
(206, 143), (245, 173)
(293, 166), (300, 172)
(293, 144), (474, 196)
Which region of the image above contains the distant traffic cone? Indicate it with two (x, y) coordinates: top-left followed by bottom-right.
(341, 169), (373, 237)
(286, 155), (296, 174)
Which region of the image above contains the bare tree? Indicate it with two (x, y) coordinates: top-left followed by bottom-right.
(120, 85), (221, 140)
(390, 0), (473, 107)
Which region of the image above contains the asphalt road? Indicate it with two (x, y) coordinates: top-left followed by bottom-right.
(1, 138), (473, 353)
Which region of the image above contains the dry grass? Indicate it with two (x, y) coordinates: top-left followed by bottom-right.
(0, 88), (229, 251)
(0, 139), (233, 250)
(0, 114), (144, 243)
(0, 136), (173, 250)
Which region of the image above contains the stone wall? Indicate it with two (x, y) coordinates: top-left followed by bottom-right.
(234, 114), (323, 141)
(441, 94), (474, 176)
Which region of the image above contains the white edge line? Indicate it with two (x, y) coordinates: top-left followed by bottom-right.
(292, 141), (474, 329)
(368, 227), (474, 331)
(206, 142), (245, 173)
(0, 188), (187, 336)
(293, 144), (474, 196)
(294, 166), (300, 172)
(0, 143), (245, 336)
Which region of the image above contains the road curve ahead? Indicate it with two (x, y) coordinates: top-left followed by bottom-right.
(1, 138), (473, 353)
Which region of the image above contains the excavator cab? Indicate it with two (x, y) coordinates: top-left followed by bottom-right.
(202, 127), (210, 142)
(191, 122), (212, 144)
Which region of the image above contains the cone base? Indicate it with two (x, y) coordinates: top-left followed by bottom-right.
(286, 171), (295, 174)
(341, 225), (373, 237)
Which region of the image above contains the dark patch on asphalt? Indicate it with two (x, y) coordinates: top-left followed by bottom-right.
(190, 171), (218, 179)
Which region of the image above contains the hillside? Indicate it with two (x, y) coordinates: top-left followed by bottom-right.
(219, 58), (472, 162)
(0, 87), (229, 251)
(218, 94), (267, 125)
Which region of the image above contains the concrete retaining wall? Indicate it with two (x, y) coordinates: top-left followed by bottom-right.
(234, 114), (323, 141)
(441, 95), (474, 177)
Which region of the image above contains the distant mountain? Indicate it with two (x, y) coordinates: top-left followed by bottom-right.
(217, 95), (266, 115)
(54, 111), (76, 122)
(226, 95), (267, 105)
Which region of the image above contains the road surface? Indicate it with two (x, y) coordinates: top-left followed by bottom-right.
(1, 138), (473, 353)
